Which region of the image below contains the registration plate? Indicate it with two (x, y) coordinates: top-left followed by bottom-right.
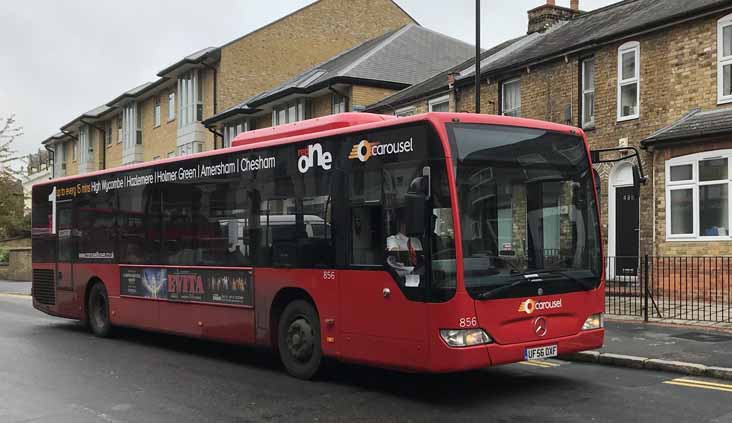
(524, 345), (558, 360)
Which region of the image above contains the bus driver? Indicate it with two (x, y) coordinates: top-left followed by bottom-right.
(386, 209), (423, 285)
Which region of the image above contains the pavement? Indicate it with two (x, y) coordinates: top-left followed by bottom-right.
(1, 292), (732, 422)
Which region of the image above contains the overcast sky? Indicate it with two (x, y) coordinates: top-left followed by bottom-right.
(0, 0), (616, 160)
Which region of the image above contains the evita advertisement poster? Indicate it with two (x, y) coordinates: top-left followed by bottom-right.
(120, 267), (253, 306)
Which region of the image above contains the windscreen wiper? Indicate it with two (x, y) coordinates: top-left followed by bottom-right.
(476, 269), (592, 300)
(476, 273), (541, 299)
(533, 269), (594, 292)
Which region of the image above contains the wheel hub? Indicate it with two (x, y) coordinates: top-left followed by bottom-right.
(286, 318), (314, 362)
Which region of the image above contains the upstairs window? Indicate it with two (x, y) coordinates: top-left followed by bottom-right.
(501, 78), (521, 117)
(395, 106), (416, 117)
(428, 95), (449, 112)
(178, 70), (203, 128)
(222, 120), (251, 148)
(617, 42), (640, 121)
(667, 150), (731, 240)
(122, 102), (142, 149)
(154, 96), (161, 127)
(168, 92), (176, 121)
(718, 14), (732, 104)
(331, 94), (347, 114)
(105, 121), (112, 146)
(581, 58), (595, 127)
(272, 99), (310, 126)
(117, 114), (122, 144)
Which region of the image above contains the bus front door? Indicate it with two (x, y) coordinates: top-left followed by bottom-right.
(55, 200), (74, 291)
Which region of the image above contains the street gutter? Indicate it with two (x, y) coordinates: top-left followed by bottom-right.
(561, 351), (732, 381)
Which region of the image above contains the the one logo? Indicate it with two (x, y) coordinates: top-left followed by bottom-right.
(298, 143), (332, 174)
(534, 317), (548, 337)
(518, 298), (562, 315)
(348, 138), (414, 162)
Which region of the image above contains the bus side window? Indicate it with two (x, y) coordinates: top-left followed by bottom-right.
(349, 166), (383, 266)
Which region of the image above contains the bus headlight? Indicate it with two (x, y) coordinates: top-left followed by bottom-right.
(440, 329), (493, 347)
(582, 313), (604, 330)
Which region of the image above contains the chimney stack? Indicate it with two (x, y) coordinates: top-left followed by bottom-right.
(527, 0), (583, 34)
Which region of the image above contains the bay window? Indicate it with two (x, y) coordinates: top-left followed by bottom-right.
(178, 70), (203, 128)
(718, 14), (732, 104)
(501, 78), (520, 117)
(222, 120), (251, 148)
(667, 150), (732, 240)
(617, 42), (640, 121)
(272, 99), (310, 126)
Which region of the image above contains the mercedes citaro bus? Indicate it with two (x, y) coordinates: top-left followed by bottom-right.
(32, 112), (604, 379)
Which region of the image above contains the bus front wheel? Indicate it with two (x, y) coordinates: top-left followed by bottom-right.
(87, 282), (112, 337)
(277, 300), (322, 379)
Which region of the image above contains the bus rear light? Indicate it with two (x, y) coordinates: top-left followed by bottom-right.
(440, 329), (493, 347)
(581, 313), (604, 330)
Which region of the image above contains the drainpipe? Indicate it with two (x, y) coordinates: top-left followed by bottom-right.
(207, 126), (224, 149)
(44, 145), (55, 179)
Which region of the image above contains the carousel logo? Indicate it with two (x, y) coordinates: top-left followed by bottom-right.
(297, 143), (332, 174)
(518, 298), (562, 315)
(348, 138), (414, 162)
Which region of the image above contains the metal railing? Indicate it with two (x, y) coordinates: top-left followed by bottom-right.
(604, 256), (732, 323)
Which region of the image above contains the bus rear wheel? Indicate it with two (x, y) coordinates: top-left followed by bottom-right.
(87, 282), (112, 337)
(277, 300), (322, 379)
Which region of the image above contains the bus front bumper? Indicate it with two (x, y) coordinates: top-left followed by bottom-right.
(428, 328), (604, 373)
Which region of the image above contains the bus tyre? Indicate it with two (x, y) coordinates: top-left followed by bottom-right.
(87, 283), (112, 338)
(277, 300), (322, 380)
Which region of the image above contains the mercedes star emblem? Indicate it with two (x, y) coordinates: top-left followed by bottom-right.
(534, 316), (548, 337)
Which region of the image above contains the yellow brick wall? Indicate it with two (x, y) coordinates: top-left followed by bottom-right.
(351, 86), (398, 110)
(64, 140), (77, 176)
(141, 92), (177, 162)
(217, 0), (415, 111)
(254, 114), (272, 130)
(106, 114), (123, 169)
(311, 93), (333, 118)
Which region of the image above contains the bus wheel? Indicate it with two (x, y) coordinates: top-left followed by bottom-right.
(87, 282), (112, 337)
(277, 300), (322, 379)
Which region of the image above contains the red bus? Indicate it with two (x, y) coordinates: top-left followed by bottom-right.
(32, 112), (605, 379)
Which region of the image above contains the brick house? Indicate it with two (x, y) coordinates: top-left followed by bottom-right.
(42, 0), (416, 176)
(368, 0), (732, 270)
(203, 24), (475, 143)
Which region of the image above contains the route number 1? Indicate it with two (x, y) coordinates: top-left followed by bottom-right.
(48, 186), (57, 234)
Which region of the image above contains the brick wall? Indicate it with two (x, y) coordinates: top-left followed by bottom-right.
(217, 0), (415, 111)
(351, 86), (397, 110)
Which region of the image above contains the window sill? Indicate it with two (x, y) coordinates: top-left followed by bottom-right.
(582, 123), (596, 132)
(167, 118), (175, 123)
(666, 236), (732, 242)
(717, 97), (732, 105)
(617, 114), (639, 123)
(154, 124), (160, 129)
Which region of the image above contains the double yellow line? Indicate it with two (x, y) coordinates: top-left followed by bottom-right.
(0, 293), (31, 299)
(664, 378), (732, 393)
(519, 360), (561, 368)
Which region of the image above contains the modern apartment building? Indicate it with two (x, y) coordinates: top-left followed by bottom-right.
(42, 0), (417, 176)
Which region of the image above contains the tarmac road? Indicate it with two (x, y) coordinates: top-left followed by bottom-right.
(0, 290), (730, 423)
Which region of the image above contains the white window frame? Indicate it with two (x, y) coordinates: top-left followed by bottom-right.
(617, 41), (640, 122)
(117, 114), (122, 144)
(581, 58), (595, 128)
(222, 119), (250, 148)
(168, 92), (176, 121)
(272, 99), (309, 126)
(331, 94), (347, 114)
(394, 106), (416, 117)
(154, 96), (161, 128)
(501, 78), (521, 117)
(428, 95), (449, 112)
(666, 149), (732, 241)
(717, 14), (732, 104)
(177, 70), (203, 128)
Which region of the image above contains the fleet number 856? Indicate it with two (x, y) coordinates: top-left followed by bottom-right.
(459, 317), (478, 328)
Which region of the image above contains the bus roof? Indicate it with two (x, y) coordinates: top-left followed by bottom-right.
(35, 112), (582, 188)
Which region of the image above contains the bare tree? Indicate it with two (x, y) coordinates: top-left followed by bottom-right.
(0, 114), (23, 177)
